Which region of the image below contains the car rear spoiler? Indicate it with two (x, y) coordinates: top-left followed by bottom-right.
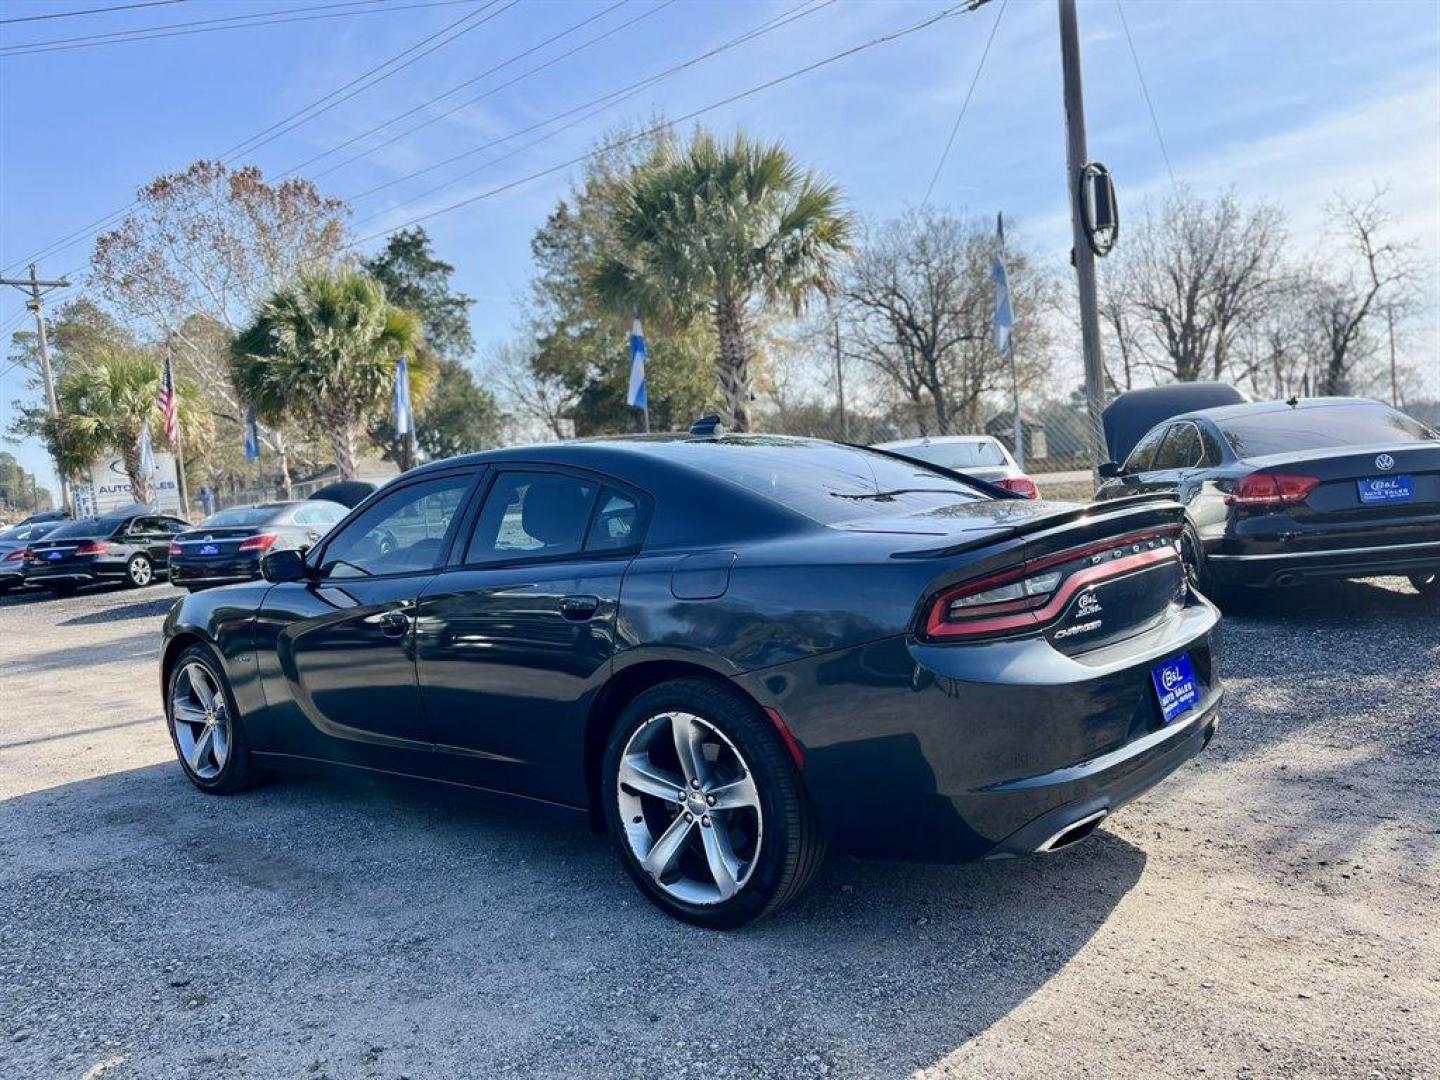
(897, 492), (1186, 559)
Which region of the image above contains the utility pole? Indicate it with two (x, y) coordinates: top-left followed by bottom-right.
(0, 264), (72, 514)
(1057, 0), (1110, 486)
(832, 309), (849, 441)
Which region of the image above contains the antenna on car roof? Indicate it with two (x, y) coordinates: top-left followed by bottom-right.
(688, 413), (727, 437)
(1285, 396), (1300, 408)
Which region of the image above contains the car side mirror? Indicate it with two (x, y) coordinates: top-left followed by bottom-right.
(1098, 461), (1123, 479)
(261, 548), (310, 583)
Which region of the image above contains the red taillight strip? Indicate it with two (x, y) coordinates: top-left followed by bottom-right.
(925, 544), (1180, 639)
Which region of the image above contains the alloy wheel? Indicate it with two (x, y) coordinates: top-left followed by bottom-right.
(616, 711), (763, 906)
(170, 660), (231, 781)
(128, 556), (153, 587)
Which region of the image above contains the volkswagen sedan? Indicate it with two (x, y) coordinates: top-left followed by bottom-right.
(160, 434), (1221, 926)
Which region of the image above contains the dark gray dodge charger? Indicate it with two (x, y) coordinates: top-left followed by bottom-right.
(160, 434), (1222, 927)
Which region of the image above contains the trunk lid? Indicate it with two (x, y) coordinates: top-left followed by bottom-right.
(1242, 443), (1440, 521)
(173, 526), (266, 559)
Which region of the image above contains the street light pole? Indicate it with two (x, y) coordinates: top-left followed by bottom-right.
(1057, 0), (1110, 487)
(1, 264), (72, 513)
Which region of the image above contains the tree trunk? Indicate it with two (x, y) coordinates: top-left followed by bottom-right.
(713, 295), (753, 432)
(122, 443), (152, 506)
(330, 407), (359, 481)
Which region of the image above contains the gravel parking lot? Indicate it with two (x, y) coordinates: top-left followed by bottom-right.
(1, 578), (1436, 1080)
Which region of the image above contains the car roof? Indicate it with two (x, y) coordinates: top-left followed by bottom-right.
(1170, 396), (1383, 424)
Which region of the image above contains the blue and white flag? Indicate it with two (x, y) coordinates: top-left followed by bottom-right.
(627, 315), (648, 412)
(243, 410), (261, 462)
(393, 355), (414, 438)
(138, 424), (156, 481)
(992, 212), (1014, 355)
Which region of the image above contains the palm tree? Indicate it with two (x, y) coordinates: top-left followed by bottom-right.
(589, 131), (852, 431)
(230, 269), (428, 480)
(46, 351), (167, 504)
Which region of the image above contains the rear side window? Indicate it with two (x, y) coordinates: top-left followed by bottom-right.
(1219, 404), (1438, 458)
(466, 471), (598, 565)
(586, 490), (640, 552)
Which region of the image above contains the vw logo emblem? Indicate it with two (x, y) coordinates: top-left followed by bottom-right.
(203, 534), (213, 541)
(1375, 454), (1395, 471)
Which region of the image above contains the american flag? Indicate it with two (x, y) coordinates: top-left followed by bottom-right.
(158, 353), (179, 446)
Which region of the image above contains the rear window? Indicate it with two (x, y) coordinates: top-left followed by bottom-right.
(1219, 404), (1438, 458)
(889, 440), (1007, 469)
(46, 518), (114, 539)
(201, 506), (281, 527)
(665, 437), (988, 524)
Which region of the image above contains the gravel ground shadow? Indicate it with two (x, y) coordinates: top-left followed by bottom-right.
(1, 760), (1147, 1078)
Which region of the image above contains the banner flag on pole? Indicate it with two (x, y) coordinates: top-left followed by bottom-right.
(992, 212), (1014, 355)
(393, 355), (414, 438)
(243, 410), (261, 462)
(627, 314), (649, 412)
(139, 424), (156, 482)
(157, 352), (180, 445)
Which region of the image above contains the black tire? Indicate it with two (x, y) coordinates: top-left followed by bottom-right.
(1180, 526), (1241, 609)
(601, 678), (826, 929)
(1409, 572), (1439, 598)
(46, 582), (78, 598)
(164, 643), (255, 795)
(125, 553), (154, 588)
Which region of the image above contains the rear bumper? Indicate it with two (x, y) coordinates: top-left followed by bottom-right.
(22, 557), (129, 586)
(169, 557), (261, 586)
(1206, 537), (1440, 587)
(734, 596), (1221, 862)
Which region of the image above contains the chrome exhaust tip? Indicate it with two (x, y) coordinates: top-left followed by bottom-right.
(1035, 808), (1108, 853)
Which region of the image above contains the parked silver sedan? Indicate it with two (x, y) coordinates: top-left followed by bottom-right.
(872, 434), (1042, 498)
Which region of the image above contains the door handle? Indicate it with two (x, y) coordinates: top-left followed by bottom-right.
(559, 594), (600, 621)
(380, 610), (412, 638)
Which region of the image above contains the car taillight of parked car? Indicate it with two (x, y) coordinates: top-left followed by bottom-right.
(74, 541), (110, 555)
(3, 548), (26, 564)
(995, 476), (1041, 499)
(169, 542), (183, 557)
(923, 528), (1182, 641)
(238, 533), (279, 553)
(1223, 473), (1319, 509)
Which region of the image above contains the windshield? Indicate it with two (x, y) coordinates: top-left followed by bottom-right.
(889, 440), (1007, 469)
(201, 506), (283, 527)
(1220, 404), (1438, 458)
(663, 437), (989, 525)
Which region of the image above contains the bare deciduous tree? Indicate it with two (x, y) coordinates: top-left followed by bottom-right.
(842, 207), (1052, 435)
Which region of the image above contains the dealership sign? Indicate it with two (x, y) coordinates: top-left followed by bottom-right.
(72, 453), (181, 517)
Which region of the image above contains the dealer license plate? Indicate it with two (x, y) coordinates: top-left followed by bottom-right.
(1357, 475), (1413, 505)
(1151, 653), (1199, 725)
(199, 544), (220, 556)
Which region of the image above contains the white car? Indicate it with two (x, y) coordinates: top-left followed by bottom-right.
(872, 435), (1041, 498)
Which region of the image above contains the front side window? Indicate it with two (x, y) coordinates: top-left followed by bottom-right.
(1123, 425), (1169, 473)
(1152, 423), (1202, 470)
(465, 471), (599, 565)
(320, 474), (472, 579)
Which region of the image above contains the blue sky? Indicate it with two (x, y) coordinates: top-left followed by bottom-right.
(2, 0), (1438, 494)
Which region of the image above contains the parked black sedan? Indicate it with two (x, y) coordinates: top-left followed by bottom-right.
(25, 505), (190, 595)
(169, 500), (347, 591)
(0, 519), (63, 592)
(1096, 397), (1440, 599)
(161, 434), (1221, 926)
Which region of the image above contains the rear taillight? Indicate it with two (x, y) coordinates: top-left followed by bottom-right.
(1224, 473), (1319, 509)
(995, 476), (1041, 499)
(169, 542), (183, 557)
(74, 541), (110, 555)
(3, 548), (26, 564)
(923, 528), (1181, 640)
(238, 533), (278, 553)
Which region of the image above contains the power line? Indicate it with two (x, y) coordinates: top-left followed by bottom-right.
(219, 0), (514, 162)
(349, 0), (980, 249)
(0, 0), (482, 57)
(920, 0), (1006, 206)
(343, 0), (837, 206)
(288, 0), (668, 181)
(1115, 0), (1177, 190)
(0, 0), (506, 274)
(0, 0), (187, 25)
